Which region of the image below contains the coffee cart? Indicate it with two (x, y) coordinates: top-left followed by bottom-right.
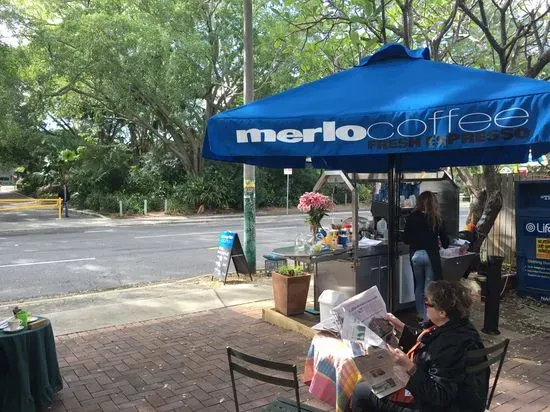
(275, 170), (476, 312)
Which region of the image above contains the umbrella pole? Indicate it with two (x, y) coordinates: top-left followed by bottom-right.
(352, 173), (359, 250)
(387, 155), (398, 312)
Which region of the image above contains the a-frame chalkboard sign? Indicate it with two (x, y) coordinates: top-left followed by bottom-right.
(213, 231), (253, 284)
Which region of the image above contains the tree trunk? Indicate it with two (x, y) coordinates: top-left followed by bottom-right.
(472, 190), (503, 252)
(468, 188), (487, 226)
(463, 166), (503, 253)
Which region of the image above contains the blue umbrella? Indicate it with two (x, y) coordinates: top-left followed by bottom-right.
(203, 43), (550, 172)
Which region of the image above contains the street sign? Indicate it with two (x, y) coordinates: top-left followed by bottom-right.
(284, 168), (292, 175)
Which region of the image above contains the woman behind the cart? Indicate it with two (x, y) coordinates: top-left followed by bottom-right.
(403, 191), (449, 322)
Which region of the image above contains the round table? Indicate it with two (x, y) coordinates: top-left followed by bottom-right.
(0, 318), (62, 412)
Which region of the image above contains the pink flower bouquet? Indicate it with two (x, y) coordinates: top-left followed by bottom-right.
(297, 192), (335, 228)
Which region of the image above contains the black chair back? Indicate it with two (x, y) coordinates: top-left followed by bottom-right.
(227, 347), (301, 412)
(466, 338), (510, 410)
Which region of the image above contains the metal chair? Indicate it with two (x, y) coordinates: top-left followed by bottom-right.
(466, 338), (510, 411)
(227, 347), (322, 412)
(263, 253), (288, 277)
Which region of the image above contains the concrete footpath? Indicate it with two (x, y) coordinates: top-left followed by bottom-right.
(0, 276), (276, 336)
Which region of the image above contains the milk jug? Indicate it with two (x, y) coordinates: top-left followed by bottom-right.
(377, 218), (388, 239)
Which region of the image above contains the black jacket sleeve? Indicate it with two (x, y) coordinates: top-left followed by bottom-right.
(399, 325), (421, 352)
(405, 342), (470, 408)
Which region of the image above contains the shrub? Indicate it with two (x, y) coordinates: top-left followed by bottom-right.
(358, 183), (372, 204)
(255, 165), (321, 208)
(83, 192), (119, 213)
(165, 197), (194, 214)
(276, 265), (308, 277)
(18, 173), (44, 196)
(71, 143), (132, 198)
(122, 194), (145, 215)
(172, 163), (244, 212)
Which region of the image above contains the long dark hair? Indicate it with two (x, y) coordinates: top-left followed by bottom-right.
(414, 191), (440, 231)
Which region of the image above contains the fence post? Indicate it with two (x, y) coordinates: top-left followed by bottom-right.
(58, 198), (62, 219)
(164, 199), (168, 213)
(119, 200), (123, 217)
(144, 200), (147, 215)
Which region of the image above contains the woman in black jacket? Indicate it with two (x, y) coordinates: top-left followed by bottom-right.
(403, 191), (449, 322)
(351, 280), (488, 412)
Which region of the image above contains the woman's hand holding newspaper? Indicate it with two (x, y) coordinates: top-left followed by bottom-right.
(386, 344), (414, 372)
(384, 313), (405, 333)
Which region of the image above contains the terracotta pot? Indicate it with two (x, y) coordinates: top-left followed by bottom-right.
(272, 271), (311, 316)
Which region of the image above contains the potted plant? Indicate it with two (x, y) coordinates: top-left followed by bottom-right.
(272, 264), (311, 316)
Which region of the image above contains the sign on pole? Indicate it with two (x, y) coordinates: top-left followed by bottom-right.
(284, 169), (292, 214)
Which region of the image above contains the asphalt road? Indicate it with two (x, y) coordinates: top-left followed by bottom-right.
(0, 212), (353, 302)
(0, 208), (469, 303)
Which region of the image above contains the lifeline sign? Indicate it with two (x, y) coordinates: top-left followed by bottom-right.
(536, 238), (550, 260)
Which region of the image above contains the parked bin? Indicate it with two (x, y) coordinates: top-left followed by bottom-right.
(318, 289), (347, 322)
(515, 180), (550, 302)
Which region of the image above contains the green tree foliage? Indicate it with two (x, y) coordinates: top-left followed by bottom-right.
(0, 0), (548, 219)
(0, 43), (42, 169)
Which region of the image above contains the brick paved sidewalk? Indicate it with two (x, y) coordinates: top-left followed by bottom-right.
(49, 303), (328, 412)
(491, 334), (550, 412)
(47, 300), (550, 412)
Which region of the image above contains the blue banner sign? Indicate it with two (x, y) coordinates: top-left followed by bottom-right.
(214, 231), (236, 280)
(218, 231), (236, 249)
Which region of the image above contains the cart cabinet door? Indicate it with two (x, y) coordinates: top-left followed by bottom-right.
(357, 255), (390, 304)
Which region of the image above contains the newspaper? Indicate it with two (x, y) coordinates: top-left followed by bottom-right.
(340, 312), (385, 347)
(332, 286), (388, 327)
(332, 286), (398, 347)
(311, 314), (340, 335)
(353, 346), (409, 398)
(312, 286), (407, 398)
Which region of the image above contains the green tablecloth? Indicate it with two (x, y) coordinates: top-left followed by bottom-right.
(0, 318), (62, 412)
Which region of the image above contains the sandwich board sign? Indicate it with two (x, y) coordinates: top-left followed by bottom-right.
(213, 231), (253, 284)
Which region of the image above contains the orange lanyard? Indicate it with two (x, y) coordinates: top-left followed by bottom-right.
(406, 325), (437, 360)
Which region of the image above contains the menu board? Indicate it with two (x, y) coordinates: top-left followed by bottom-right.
(213, 231), (252, 283)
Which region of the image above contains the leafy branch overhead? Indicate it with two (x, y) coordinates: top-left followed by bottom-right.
(0, 0), (548, 227)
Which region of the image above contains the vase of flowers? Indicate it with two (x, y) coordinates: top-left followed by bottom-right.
(297, 192), (335, 235)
